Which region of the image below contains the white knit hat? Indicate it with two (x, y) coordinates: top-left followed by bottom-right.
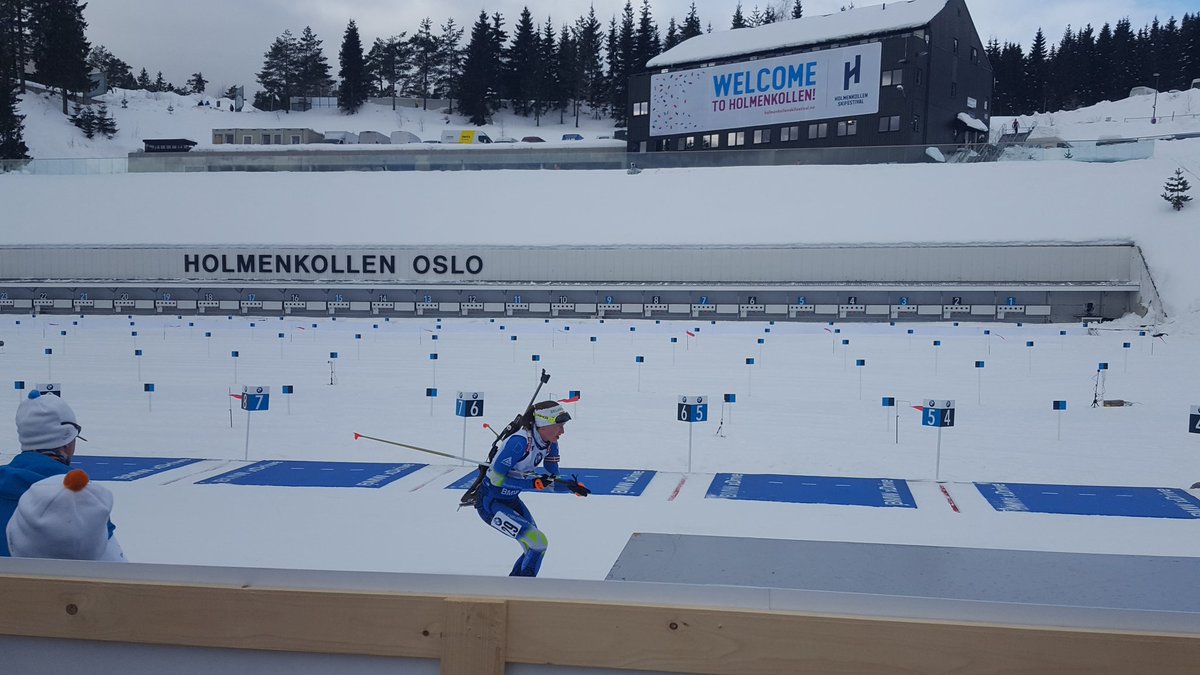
(6, 470), (119, 561)
(15, 391), (84, 452)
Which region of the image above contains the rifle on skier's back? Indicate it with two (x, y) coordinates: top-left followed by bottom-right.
(458, 369), (551, 509)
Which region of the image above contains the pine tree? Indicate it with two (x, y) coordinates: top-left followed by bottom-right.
(186, 71), (208, 94)
(95, 101), (116, 138)
(136, 67), (152, 90)
(791, 0), (804, 19)
(30, 0), (91, 114)
(633, 0), (660, 71)
(296, 26), (334, 96)
(731, 3), (748, 29)
(575, 7), (606, 118)
(458, 11), (495, 125)
(748, 5), (762, 27)
(435, 18), (464, 112)
(1, 0), (33, 94)
(506, 7), (539, 116)
(410, 18), (438, 108)
(557, 22), (580, 125)
(153, 70), (167, 93)
(71, 102), (95, 138)
(1162, 169), (1193, 211)
(0, 44), (29, 161)
(1025, 28), (1048, 112)
(609, 2), (635, 124)
(681, 3), (702, 40)
(337, 19), (367, 113)
(762, 6), (778, 24)
(87, 45), (132, 91)
(537, 18), (560, 125)
(663, 18), (680, 50)
(256, 30), (297, 111)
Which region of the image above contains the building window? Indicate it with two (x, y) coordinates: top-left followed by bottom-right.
(685, 136), (695, 149)
(655, 138), (671, 151)
(984, 99), (989, 111)
(836, 120), (857, 137)
(676, 137), (687, 151)
(878, 115), (901, 133)
(632, 101), (649, 116)
(807, 122), (828, 139)
(702, 134), (719, 149)
(274, 134), (282, 144)
(780, 125), (800, 142)
(262, 134), (271, 145)
(953, 38), (959, 54)
(224, 134), (234, 144)
(881, 69), (903, 86)
(728, 131), (745, 146)
(753, 129), (771, 144)
(290, 135), (301, 144)
(970, 46), (978, 64)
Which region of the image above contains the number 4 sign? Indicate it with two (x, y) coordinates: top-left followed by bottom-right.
(1190, 406), (1200, 434)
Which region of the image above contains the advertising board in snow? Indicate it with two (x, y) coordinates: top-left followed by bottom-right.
(649, 42), (881, 137)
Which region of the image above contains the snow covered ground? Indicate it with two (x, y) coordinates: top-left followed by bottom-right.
(2, 85), (1200, 582)
(0, 313), (1197, 579)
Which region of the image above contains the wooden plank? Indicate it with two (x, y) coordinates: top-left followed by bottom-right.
(441, 598), (506, 675)
(506, 600), (1200, 675)
(0, 574), (442, 658)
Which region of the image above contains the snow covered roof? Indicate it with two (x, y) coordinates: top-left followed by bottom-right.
(957, 112), (989, 132)
(647, 0), (949, 68)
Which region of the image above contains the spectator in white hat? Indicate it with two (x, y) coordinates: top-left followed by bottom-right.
(6, 469), (125, 561)
(1, 391), (116, 557)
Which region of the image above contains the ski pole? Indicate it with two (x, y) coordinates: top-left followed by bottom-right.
(353, 432), (482, 464)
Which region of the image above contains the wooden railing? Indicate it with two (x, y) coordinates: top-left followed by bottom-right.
(2, 571), (1199, 674)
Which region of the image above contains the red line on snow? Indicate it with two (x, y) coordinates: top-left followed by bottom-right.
(668, 476), (688, 501)
(939, 483), (960, 513)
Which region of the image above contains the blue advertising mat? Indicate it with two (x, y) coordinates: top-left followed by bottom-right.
(445, 468), (655, 497)
(71, 456), (203, 482)
(976, 482), (1200, 519)
(705, 473), (917, 508)
(197, 461), (425, 488)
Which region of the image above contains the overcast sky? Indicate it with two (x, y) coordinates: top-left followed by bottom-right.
(85, 0), (1193, 94)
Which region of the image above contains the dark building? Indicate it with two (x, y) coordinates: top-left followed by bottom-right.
(628, 0), (992, 159)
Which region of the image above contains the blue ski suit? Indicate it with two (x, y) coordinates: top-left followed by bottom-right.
(476, 428), (573, 576)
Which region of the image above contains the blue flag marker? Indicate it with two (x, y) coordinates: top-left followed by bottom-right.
(1098, 362), (1109, 370)
(131, 331), (138, 337)
(1053, 400), (1067, 410)
(568, 390), (580, 398)
(671, 337), (678, 343)
(329, 351), (338, 359)
(135, 349), (142, 356)
(933, 340), (941, 347)
(44, 348), (51, 355)
(635, 356), (644, 363)
(590, 336), (597, 342)
(724, 393), (736, 403)
(532, 354), (540, 362)
(1060, 330), (1067, 336)
(907, 329), (914, 335)
(1123, 342), (1131, 349)
(630, 326), (636, 332)
(975, 361), (985, 368)
(282, 385), (294, 394)
(841, 339), (849, 345)
(1027, 341), (1035, 348)
(355, 334), (361, 340)
(745, 357), (755, 365)
(278, 333), (284, 338)
(856, 359), (866, 367)
(426, 388), (437, 397)
(431, 334), (439, 341)
(758, 338), (765, 344)
(882, 397), (895, 407)
(429, 353), (438, 360)
(231, 351), (238, 357)
(511, 335), (517, 341)
(14, 381), (25, 390)
(144, 383), (155, 392)
(205, 332), (211, 338)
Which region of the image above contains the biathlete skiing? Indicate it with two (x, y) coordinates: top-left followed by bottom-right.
(473, 399), (589, 576)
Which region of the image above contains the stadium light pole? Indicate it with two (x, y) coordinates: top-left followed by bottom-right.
(1152, 72), (1160, 124)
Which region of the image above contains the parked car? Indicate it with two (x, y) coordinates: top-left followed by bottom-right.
(561, 133), (583, 141)
(493, 137), (518, 143)
(520, 136), (545, 142)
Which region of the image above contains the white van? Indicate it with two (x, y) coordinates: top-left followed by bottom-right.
(439, 130), (493, 144)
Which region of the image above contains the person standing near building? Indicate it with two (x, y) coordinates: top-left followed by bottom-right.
(0, 391), (115, 556)
(475, 401), (589, 577)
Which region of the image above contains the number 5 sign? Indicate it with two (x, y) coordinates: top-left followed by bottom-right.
(921, 399), (955, 427)
(678, 395), (708, 423)
(456, 391), (484, 417)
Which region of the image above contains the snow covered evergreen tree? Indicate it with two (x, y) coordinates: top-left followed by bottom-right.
(731, 3), (748, 29)
(458, 11), (500, 125)
(1162, 169), (1193, 211)
(0, 52), (29, 161)
(434, 18), (464, 111)
(94, 101), (116, 138)
(256, 30), (296, 111)
(296, 26), (334, 96)
(337, 19), (367, 113)
(681, 3), (703, 40)
(791, 0), (804, 19)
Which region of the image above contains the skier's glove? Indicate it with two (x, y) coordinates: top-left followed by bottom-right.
(533, 474), (556, 490)
(563, 476), (590, 497)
